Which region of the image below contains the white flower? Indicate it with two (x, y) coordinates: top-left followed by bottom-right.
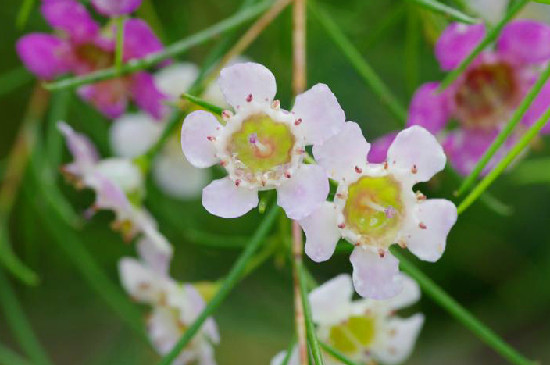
(181, 62), (347, 219)
(300, 124), (457, 299)
(119, 245), (219, 365)
(469, 0), (550, 24)
(271, 274), (424, 365)
(59, 121), (172, 257)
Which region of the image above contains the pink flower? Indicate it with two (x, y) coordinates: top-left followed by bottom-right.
(16, 0), (166, 119)
(91, 0), (143, 16)
(301, 125), (457, 299)
(181, 62), (347, 220)
(370, 21), (550, 175)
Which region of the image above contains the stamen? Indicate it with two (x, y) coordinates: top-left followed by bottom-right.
(285, 171), (292, 178)
(337, 223), (346, 229)
(271, 100), (280, 109)
(235, 179), (241, 186)
(384, 205), (397, 219)
(415, 191), (427, 201)
(378, 249), (385, 258)
(411, 164), (418, 174)
(419, 222), (427, 229)
(246, 94), (253, 102)
(294, 118), (302, 126)
(355, 166), (363, 174)
(248, 133), (269, 154)
(207, 136), (216, 142)
(384, 161), (388, 170)
(222, 110), (232, 120)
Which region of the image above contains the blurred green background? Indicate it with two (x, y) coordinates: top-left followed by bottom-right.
(1, 0), (550, 364)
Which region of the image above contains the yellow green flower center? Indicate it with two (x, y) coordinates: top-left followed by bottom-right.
(328, 316), (376, 355)
(343, 175), (403, 247)
(227, 114), (295, 173)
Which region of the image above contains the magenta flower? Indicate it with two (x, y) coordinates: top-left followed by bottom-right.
(370, 21), (550, 175)
(91, 0), (143, 16)
(16, 0), (167, 120)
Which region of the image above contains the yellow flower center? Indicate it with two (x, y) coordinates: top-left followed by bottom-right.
(227, 114), (295, 173)
(343, 175), (403, 247)
(328, 316), (376, 356)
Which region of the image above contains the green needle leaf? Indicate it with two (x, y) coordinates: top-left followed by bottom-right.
(158, 205), (280, 365)
(390, 247), (537, 365)
(438, 0), (529, 91)
(407, 0), (479, 24)
(0, 269), (52, 365)
(16, 0), (35, 29)
(0, 67), (33, 97)
(458, 105), (550, 214)
(182, 93), (224, 115)
(115, 17), (125, 71)
(0, 343), (32, 365)
(456, 62), (550, 196)
(309, 1), (407, 126)
(44, 0), (274, 91)
(297, 262), (325, 365)
(0, 223), (38, 286)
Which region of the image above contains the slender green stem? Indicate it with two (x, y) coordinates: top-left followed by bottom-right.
(44, 0), (274, 91)
(309, 1), (407, 126)
(390, 247), (536, 365)
(0, 344), (32, 365)
(182, 93), (224, 115)
(438, 0), (529, 91)
(0, 269), (52, 365)
(16, 0), (35, 29)
(0, 67), (32, 97)
(47, 90), (71, 176)
(456, 62), (550, 196)
(0, 224), (38, 285)
(458, 105), (550, 214)
(319, 342), (358, 365)
(115, 17), (125, 71)
(407, 0), (478, 24)
(158, 205), (280, 365)
(297, 262), (324, 365)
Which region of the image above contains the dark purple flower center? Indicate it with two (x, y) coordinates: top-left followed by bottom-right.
(454, 62), (520, 130)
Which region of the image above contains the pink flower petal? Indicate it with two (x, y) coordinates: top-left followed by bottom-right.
(58, 121), (99, 176)
(312, 121), (369, 182)
(407, 82), (451, 134)
(277, 164), (329, 220)
(137, 238), (171, 276)
(91, 0), (143, 16)
(497, 20), (550, 64)
(129, 72), (169, 120)
(41, 0), (99, 43)
(435, 23), (485, 71)
(367, 131), (397, 164)
(404, 199), (457, 262)
(16, 34), (73, 80)
(123, 19), (163, 61)
(300, 202), (340, 262)
(202, 177), (259, 218)
(180, 110), (220, 168)
(77, 80), (128, 119)
(292, 83), (346, 145)
(218, 62), (277, 109)
(522, 80), (550, 134)
(350, 247), (402, 299)
(387, 126), (446, 183)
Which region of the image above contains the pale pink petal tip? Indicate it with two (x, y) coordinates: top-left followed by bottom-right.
(202, 178), (259, 218)
(218, 62), (277, 108)
(350, 247), (402, 299)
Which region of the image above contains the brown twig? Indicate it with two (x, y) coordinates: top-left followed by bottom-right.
(292, 0), (308, 363)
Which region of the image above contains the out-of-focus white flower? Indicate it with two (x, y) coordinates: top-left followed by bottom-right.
(469, 0), (550, 24)
(181, 62), (349, 219)
(119, 244), (219, 365)
(272, 274), (424, 365)
(300, 125), (457, 299)
(59, 121), (172, 257)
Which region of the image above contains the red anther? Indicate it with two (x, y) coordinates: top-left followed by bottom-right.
(355, 166), (363, 174)
(419, 222), (427, 229)
(378, 249), (385, 258)
(354, 242), (361, 247)
(411, 164), (418, 174)
(337, 223), (346, 229)
(222, 110), (231, 119)
(246, 94), (253, 102)
(294, 118), (303, 126)
(206, 136), (216, 141)
(416, 191), (427, 201)
(285, 172), (292, 178)
(261, 179), (267, 187)
(296, 148), (305, 154)
(235, 179), (241, 186)
(384, 161), (388, 169)
(271, 100), (280, 109)
(220, 160), (228, 167)
(398, 241), (407, 249)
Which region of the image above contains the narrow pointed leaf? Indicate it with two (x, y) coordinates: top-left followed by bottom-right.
(408, 0), (478, 24)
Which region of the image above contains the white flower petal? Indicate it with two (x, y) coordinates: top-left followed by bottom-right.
(111, 113), (163, 158)
(58, 121), (99, 176)
(300, 202), (340, 262)
(383, 274), (421, 311)
(271, 348), (298, 365)
(404, 199), (457, 262)
(387, 125), (446, 183)
(118, 258), (165, 303)
(372, 314), (424, 365)
(218, 62), (277, 108)
(181, 110), (221, 168)
(350, 247), (403, 299)
(202, 177), (259, 218)
(292, 83), (346, 145)
(153, 148), (210, 199)
(137, 237), (171, 276)
(154, 62), (199, 101)
(277, 164), (329, 220)
(94, 158), (144, 194)
(312, 121), (370, 181)
(309, 274), (353, 325)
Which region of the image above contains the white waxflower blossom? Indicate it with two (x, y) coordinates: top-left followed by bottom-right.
(181, 62), (348, 219)
(300, 124), (457, 299)
(272, 274), (424, 365)
(110, 62), (211, 200)
(59, 122), (172, 257)
(469, 0), (550, 24)
(119, 241), (219, 365)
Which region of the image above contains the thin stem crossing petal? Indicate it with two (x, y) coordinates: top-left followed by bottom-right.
(407, 0), (478, 24)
